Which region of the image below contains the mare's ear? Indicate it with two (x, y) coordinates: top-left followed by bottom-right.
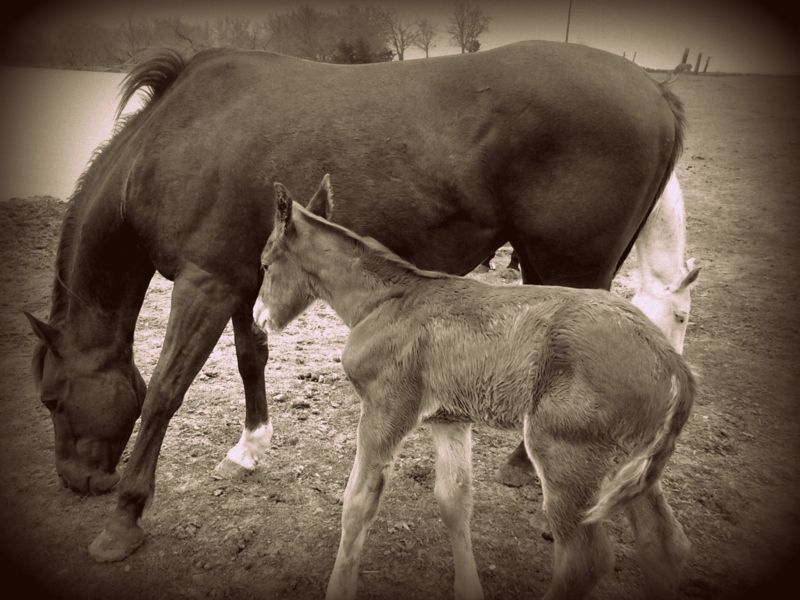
(23, 311), (60, 354)
(306, 173), (333, 220)
(273, 182), (294, 234)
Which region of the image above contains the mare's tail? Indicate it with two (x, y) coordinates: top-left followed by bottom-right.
(115, 48), (186, 121)
(583, 365), (695, 524)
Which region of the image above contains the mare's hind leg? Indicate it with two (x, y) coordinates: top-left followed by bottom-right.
(214, 302), (273, 478)
(497, 249), (616, 488)
(89, 267), (244, 562)
(624, 482), (690, 599)
(525, 419), (615, 600)
(430, 423), (483, 600)
(494, 248), (543, 486)
(326, 410), (407, 600)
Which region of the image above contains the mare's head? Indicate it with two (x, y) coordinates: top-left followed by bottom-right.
(24, 312), (146, 494)
(631, 258), (701, 354)
(253, 175), (333, 334)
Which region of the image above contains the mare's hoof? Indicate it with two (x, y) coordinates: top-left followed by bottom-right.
(500, 268), (519, 280)
(88, 523), (146, 562)
(494, 463), (537, 488)
(214, 457), (254, 480)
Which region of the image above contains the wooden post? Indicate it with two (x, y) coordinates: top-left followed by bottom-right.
(566, 0), (573, 43)
(632, 51), (637, 63)
(694, 52), (703, 74)
(703, 56), (711, 73)
(681, 47), (690, 63)
(623, 51), (626, 59)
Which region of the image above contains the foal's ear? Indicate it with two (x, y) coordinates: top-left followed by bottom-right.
(306, 173), (333, 220)
(273, 182), (294, 233)
(23, 311), (60, 355)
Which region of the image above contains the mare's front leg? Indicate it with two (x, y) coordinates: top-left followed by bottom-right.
(214, 303), (273, 478)
(88, 267), (243, 562)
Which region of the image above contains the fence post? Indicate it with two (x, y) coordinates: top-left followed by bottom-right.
(703, 56), (711, 73)
(694, 52), (703, 74)
(632, 51), (637, 63)
(681, 48), (690, 63)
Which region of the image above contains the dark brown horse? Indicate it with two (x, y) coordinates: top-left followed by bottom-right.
(24, 41), (684, 561)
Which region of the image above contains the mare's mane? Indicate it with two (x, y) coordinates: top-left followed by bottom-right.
(32, 48), (196, 386)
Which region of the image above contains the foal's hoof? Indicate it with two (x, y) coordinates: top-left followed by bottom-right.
(494, 463), (538, 488)
(88, 522), (146, 562)
(213, 457), (255, 480)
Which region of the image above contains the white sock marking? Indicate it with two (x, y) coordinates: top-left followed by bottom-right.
(225, 420), (274, 469)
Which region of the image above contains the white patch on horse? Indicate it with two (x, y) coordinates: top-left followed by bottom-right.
(523, 415), (548, 512)
(252, 296), (271, 333)
(224, 421), (273, 469)
(631, 173), (700, 353)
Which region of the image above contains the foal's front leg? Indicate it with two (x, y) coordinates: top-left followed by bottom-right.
(326, 416), (400, 600)
(430, 422), (483, 600)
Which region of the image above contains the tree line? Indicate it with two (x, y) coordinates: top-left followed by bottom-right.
(1, 3), (492, 70)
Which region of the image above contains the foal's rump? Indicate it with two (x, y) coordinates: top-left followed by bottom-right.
(411, 280), (694, 517)
(527, 291), (695, 520)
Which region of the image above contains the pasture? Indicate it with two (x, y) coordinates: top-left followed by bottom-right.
(0, 72), (799, 599)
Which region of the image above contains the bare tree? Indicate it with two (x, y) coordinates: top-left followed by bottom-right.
(119, 16), (157, 61)
(414, 18), (438, 58)
(447, 3), (491, 54)
(382, 10), (417, 61)
(334, 5), (392, 62)
(267, 5), (336, 61)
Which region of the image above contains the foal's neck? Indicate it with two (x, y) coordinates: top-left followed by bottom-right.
(304, 224), (425, 329)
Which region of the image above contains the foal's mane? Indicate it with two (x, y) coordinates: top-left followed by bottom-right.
(299, 207), (449, 283)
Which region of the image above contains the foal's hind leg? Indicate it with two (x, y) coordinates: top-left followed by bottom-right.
(525, 422), (615, 599)
(624, 482), (690, 599)
(430, 423), (483, 600)
(214, 302), (273, 478)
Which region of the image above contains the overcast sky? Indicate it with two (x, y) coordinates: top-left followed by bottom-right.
(3, 0), (800, 73)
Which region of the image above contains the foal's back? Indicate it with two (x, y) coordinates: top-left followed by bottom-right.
(345, 276), (686, 429)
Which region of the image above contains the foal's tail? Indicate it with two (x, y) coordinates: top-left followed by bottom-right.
(583, 365), (695, 524)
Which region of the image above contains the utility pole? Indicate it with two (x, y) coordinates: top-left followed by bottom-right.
(566, 0), (573, 43)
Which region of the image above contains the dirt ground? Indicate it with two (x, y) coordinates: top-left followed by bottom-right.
(1, 73), (799, 600)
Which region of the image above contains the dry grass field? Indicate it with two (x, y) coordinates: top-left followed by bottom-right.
(1, 72), (799, 599)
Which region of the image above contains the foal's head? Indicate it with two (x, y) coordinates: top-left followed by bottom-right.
(253, 175), (333, 333)
(631, 258), (701, 354)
